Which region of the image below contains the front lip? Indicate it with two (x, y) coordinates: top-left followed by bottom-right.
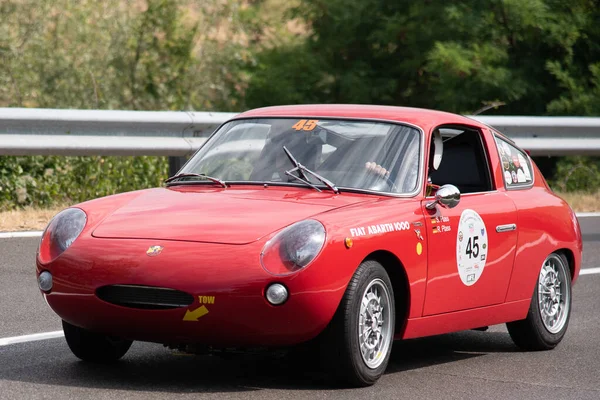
(37, 236), (345, 347)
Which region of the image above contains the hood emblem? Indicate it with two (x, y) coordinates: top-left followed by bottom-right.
(146, 245), (164, 257)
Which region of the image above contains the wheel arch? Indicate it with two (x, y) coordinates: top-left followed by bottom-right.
(555, 248), (576, 281)
(364, 250), (410, 334)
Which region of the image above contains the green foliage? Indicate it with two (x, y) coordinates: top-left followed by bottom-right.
(0, 0), (253, 110)
(239, 0), (600, 192)
(0, 0), (258, 210)
(0, 156), (168, 210)
(109, 0), (199, 110)
(550, 156), (600, 193)
(241, 0), (600, 116)
(243, 44), (330, 106)
(547, 62), (600, 115)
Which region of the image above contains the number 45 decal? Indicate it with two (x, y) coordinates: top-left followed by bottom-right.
(292, 120), (319, 131)
(466, 236), (480, 258)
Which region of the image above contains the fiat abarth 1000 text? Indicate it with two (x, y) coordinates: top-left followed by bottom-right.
(36, 105), (582, 386)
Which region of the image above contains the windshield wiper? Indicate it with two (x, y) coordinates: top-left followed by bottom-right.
(164, 173), (227, 188)
(283, 146), (339, 194)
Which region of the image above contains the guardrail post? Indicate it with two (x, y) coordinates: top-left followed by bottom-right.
(168, 156), (187, 176)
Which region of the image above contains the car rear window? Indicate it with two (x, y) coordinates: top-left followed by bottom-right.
(494, 136), (533, 188)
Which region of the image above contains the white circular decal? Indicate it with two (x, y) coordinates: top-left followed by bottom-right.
(456, 209), (488, 286)
(518, 153), (531, 180)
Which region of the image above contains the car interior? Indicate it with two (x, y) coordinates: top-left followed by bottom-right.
(249, 123), (421, 193)
(429, 126), (493, 194)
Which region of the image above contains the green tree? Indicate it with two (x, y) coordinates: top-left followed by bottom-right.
(239, 0), (600, 193)
(242, 0), (600, 116)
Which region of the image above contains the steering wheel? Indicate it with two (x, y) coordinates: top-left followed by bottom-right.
(366, 171), (398, 192)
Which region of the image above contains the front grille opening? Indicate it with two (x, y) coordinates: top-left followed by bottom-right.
(96, 285), (194, 310)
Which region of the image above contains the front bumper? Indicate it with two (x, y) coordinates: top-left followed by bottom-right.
(37, 236), (347, 347)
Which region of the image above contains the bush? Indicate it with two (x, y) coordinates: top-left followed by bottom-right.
(549, 156), (600, 193)
(0, 156), (168, 210)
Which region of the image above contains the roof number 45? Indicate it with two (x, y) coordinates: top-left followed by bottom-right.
(292, 119), (319, 131)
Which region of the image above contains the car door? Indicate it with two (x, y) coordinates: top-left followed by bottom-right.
(421, 126), (519, 316)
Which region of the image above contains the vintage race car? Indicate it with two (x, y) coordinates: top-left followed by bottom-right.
(36, 105), (582, 386)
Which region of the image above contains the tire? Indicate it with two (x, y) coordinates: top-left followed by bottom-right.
(62, 320), (132, 362)
(506, 252), (572, 351)
(319, 260), (395, 387)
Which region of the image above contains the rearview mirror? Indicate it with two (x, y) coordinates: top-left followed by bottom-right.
(426, 184), (460, 209)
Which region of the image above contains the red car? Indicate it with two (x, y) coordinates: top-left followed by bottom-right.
(36, 105), (582, 386)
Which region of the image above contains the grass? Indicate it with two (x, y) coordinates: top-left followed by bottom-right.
(555, 191), (600, 213)
(0, 191), (597, 232)
(0, 205), (67, 232)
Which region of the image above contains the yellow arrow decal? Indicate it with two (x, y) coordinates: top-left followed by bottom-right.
(183, 305), (209, 321)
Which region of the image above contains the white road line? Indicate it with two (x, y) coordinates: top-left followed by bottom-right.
(0, 330), (63, 347)
(576, 212), (600, 218)
(0, 231), (43, 238)
(580, 267), (600, 276)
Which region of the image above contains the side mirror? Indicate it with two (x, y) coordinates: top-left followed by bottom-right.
(426, 184), (460, 209)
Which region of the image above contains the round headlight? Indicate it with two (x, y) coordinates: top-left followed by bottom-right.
(260, 219), (326, 276)
(38, 208), (87, 263)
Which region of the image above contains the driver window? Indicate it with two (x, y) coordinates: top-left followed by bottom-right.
(428, 127), (494, 194)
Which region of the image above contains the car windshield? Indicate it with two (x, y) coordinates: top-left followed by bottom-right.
(179, 118), (421, 195)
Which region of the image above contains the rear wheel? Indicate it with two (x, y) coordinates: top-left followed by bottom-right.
(62, 320), (132, 362)
(507, 253), (572, 350)
(319, 260), (395, 387)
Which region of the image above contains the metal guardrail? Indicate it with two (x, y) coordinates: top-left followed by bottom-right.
(0, 108), (235, 157)
(471, 116), (600, 156)
(2, 108), (600, 157)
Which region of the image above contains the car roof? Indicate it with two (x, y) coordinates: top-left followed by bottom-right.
(236, 104), (486, 133)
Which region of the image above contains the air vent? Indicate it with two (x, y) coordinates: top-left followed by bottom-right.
(96, 285), (194, 310)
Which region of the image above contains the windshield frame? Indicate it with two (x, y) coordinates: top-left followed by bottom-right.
(170, 116), (425, 198)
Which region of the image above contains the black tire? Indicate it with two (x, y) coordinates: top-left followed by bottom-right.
(62, 320), (132, 362)
(318, 260), (395, 387)
(506, 252), (572, 351)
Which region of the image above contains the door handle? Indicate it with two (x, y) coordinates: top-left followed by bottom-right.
(496, 224), (517, 233)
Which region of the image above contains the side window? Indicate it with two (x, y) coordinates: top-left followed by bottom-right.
(494, 136), (533, 188)
(428, 126), (493, 194)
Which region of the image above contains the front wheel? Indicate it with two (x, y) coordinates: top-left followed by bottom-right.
(506, 252), (572, 350)
(62, 320), (133, 362)
(319, 260), (395, 387)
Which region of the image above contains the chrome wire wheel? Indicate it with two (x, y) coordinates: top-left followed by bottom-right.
(358, 278), (392, 369)
(538, 254), (570, 334)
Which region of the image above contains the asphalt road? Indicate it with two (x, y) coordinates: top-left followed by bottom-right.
(1, 237), (599, 400)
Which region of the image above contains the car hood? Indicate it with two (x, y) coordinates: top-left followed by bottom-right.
(92, 186), (375, 244)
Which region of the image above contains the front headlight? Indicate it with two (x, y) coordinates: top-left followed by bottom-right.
(260, 219), (326, 276)
(38, 208), (87, 264)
